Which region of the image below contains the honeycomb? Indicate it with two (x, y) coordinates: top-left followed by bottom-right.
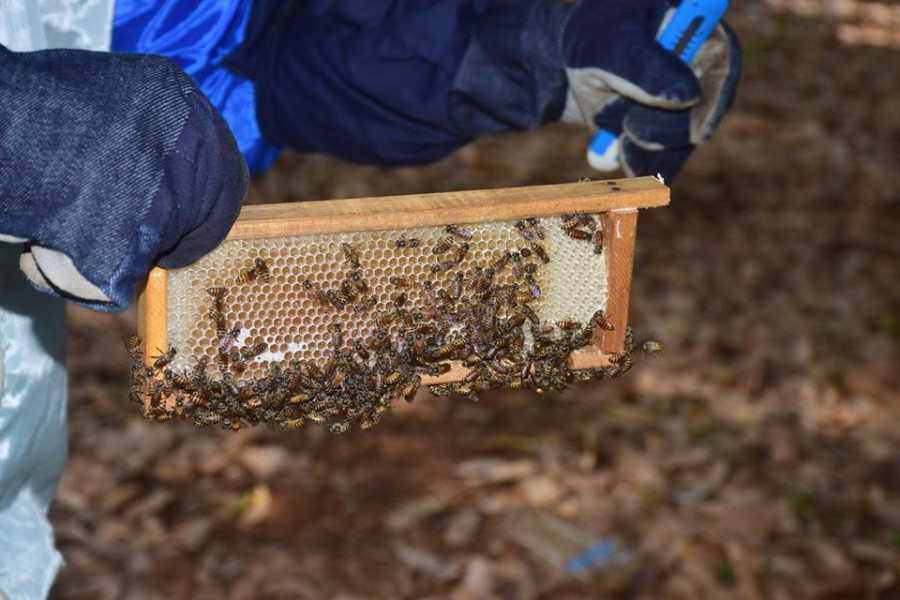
(165, 216), (608, 380)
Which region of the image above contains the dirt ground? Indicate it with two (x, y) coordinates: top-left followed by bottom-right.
(50, 2), (900, 598)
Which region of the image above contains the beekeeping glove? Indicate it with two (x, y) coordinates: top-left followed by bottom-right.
(0, 43), (248, 312)
(226, 0), (738, 180)
(559, 0), (742, 180)
(450, 0), (742, 181)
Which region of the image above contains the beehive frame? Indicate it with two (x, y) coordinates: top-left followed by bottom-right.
(137, 177), (668, 387)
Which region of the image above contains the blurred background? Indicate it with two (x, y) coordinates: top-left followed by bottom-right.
(51, 1), (900, 598)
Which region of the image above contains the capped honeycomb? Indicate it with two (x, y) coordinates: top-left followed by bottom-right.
(165, 216), (608, 380)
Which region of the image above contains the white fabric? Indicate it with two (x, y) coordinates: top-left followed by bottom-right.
(0, 245), (68, 600)
(0, 0), (114, 52)
(0, 4), (114, 599)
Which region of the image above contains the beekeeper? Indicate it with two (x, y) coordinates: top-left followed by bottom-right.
(0, 1), (740, 597)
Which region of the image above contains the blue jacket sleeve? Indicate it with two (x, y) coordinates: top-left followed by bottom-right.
(225, 0), (571, 166)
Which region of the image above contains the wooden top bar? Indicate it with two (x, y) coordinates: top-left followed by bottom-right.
(228, 177), (669, 239)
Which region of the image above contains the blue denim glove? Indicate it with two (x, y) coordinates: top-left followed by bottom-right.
(560, 0), (742, 180)
(0, 43), (248, 312)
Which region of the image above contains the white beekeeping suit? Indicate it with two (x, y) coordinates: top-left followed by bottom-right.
(0, 3), (114, 598)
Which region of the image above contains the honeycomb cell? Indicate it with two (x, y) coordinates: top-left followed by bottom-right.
(164, 216), (608, 377)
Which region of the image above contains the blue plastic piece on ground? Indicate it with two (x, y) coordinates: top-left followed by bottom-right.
(565, 540), (616, 573)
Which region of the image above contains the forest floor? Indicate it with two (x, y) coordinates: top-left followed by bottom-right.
(51, 1), (900, 598)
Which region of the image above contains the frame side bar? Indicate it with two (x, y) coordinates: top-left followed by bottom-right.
(599, 210), (638, 354)
(138, 267), (169, 366)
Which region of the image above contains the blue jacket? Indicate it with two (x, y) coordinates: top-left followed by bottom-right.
(225, 0), (570, 165)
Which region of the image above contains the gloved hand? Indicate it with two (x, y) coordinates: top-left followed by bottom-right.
(560, 0), (742, 180)
(226, 0), (739, 182)
(0, 43), (248, 312)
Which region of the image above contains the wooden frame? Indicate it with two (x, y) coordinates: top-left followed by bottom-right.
(137, 177), (668, 383)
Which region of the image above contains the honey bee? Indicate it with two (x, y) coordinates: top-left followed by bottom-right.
(172, 370), (194, 388)
(359, 419), (376, 431)
(642, 340), (664, 356)
(514, 290), (533, 304)
(341, 242), (361, 268)
(445, 224), (473, 240)
(217, 328), (240, 352)
(330, 323), (343, 349)
(577, 214), (597, 231)
(492, 251), (512, 273)
(326, 289), (346, 310)
(394, 235), (422, 249)
(516, 219), (544, 241)
(507, 313), (526, 328)
(531, 243), (550, 264)
(525, 224), (545, 241)
(428, 384), (452, 397)
(400, 378), (419, 402)
(352, 297), (378, 314)
(339, 279), (359, 304)
(624, 326), (636, 353)
(348, 271), (369, 294)
(305, 412), (326, 424)
(128, 380), (144, 404)
(385, 371), (406, 386)
(322, 355), (339, 379)
(451, 272), (464, 299)
(256, 257), (271, 282)
(453, 243), (470, 265)
(354, 340), (370, 361)
(229, 350), (246, 374)
(215, 348), (230, 371)
(433, 236), (455, 255)
(237, 257), (271, 284)
(437, 337), (467, 357)
(454, 384), (478, 398)
(521, 304), (540, 325)
(393, 292), (407, 307)
(284, 418), (305, 430)
(433, 362), (452, 375)
(374, 312), (393, 330)
(592, 229), (604, 246)
(207, 286), (227, 299)
(152, 347), (177, 370)
(389, 275), (409, 288)
(431, 259), (457, 273)
(608, 352), (628, 365)
(614, 355), (635, 374)
(564, 226), (591, 241)
(561, 216), (580, 234)
(588, 310), (615, 333)
(525, 275), (541, 299)
(421, 280), (436, 303)
(557, 319), (580, 331)
(241, 342), (268, 360)
(330, 422), (351, 434)
(212, 313), (228, 338)
(290, 392), (311, 404)
(125, 335), (142, 358)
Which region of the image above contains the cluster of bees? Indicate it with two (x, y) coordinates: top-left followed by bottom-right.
(127, 213), (656, 434)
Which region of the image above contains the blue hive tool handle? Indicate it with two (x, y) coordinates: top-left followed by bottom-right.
(586, 0), (729, 171)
